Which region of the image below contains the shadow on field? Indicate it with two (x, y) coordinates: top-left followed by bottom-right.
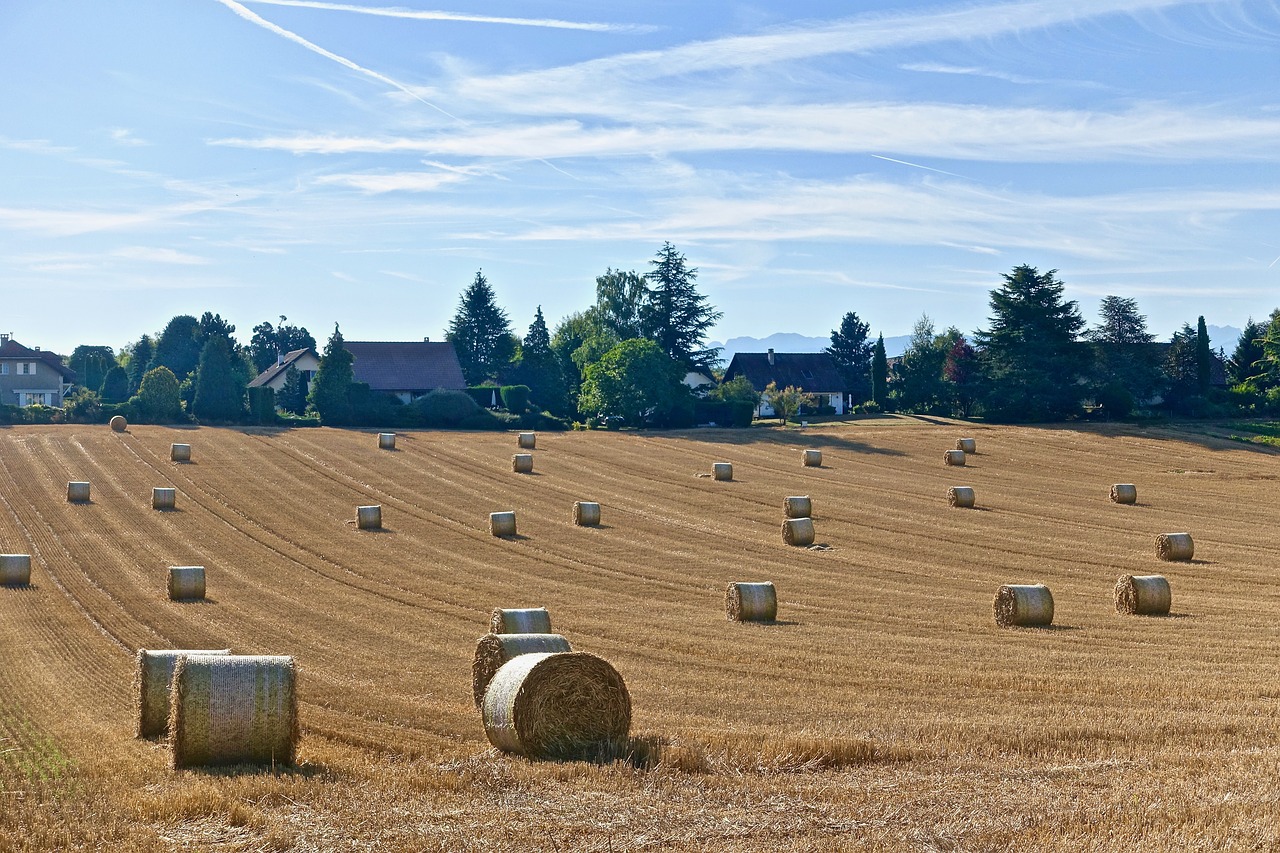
(647, 427), (906, 457)
(1019, 420), (1280, 456)
(182, 760), (331, 779)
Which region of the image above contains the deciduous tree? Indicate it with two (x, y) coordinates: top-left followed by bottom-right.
(578, 338), (691, 427)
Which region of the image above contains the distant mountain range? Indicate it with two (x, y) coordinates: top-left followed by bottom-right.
(711, 325), (1243, 364)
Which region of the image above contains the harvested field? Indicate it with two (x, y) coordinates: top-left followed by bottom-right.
(2, 419), (1280, 850)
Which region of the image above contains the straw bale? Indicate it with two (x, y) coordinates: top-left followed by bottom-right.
(170, 654), (298, 769)
(490, 511), (517, 537)
(1114, 574), (1172, 616)
(802, 449), (822, 467)
(782, 517), (815, 547)
(67, 481), (90, 502)
(993, 583), (1054, 627)
(168, 566), (206, 601)
(573, 501), (601, 527)
(171, 443), (191, 463)
(783, 495), (812, 519)
(481, 651), (630, 760)
(1110, 484), (1137, 505)
(725, 581), (777, 622)
(472, 633), (572, 707)
(378, 433), (396, 450)
(134, 649), (230, 737)
(956, 438), (976, 453)
(944, 449), (966, 467)
(1156, 532), (1194, 562)
(512, 453), (534, 474)
(490, 607), (552, 635)
(357, 505), (382, 530)
(948, 486), (975, 508)
(109, 415), (127, 432)
(713, 462), (733, 481)
(152, 487), (176, 511)
(518, 432), (536, 450)
(0, 554), (32, 587)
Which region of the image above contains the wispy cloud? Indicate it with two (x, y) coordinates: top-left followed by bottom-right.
(111, 246), (210, 264)
(212, 0), (460, 119)
(109, 128), (150, 146)
(315, 169), (469, 193)
(240, 0), (655, 33)
(0, 136), (76, 155)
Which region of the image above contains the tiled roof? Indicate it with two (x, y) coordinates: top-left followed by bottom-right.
(247, 347), (315, 388)
(0, 338), (76, 380)
(723, 351), (845, 392)
(345, 341), (467, 392)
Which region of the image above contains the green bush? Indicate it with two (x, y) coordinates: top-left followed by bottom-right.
(64, 389), (103, 424)
(101, 401), (139, 424)
(414, 389), (483, 427)
(520, 410), (570, 431)
(464, 386), (502, 408)
(500, 384), (531, 414)
(459, 410), (520, 430)
(1095, 382), (1134, 420)
(247, 386), (277, 425)
(26, 405), (61, 424)
(276, 412), (321, 427)
(858, 401), (882, 415)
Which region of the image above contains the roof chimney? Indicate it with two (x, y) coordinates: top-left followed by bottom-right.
(423, 336), (430, 342)
(767, 348), (775, 366)
(0, 333), (9, 344)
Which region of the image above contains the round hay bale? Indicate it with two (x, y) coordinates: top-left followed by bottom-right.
(783, 495), (812, 519)
(1114, 574), (1171, 616)
(171, 443), (192, 463)
(944, 449), (966, 467)
(802, 449), (822, 467)
(725, 581), (777, 622)
(713, 462), (733, 481)
(512, 453), (534, 474)
(481, 651), (631, 760)
(134, 649), (231, 738)
(782, 517), (815, 547)
(993, 583), (1054, 627)
(490, 511), (517, 537)
(1110, 484), (1137, 505)
(490, 607), (552, 635)
(573, 501), (601, 527)
(472, 633), (573, 708)
(0, 554), (32, 587)
(109, 415), (127, 432)
(357, 505), (382, 530)
(378, 432), (396, 450)
(956, 438), (976, 453)
(169, 654), (298, 769)
(152, 487), (176, 511)
(518, 432), (537, 450)
(1156, 532), (1194, 562)
(168, 566), (206, 601)
(67, 481), (90, 502)
(947, 486), (975, 508)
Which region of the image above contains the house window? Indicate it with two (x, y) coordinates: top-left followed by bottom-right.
(19, 392), (50, 407)
(801, 369), (814, 380)
(20, 362), (34, 375)
(0, 363), (7, 375)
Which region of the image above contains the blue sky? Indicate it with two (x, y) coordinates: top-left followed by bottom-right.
(3, 0), (1279, 357)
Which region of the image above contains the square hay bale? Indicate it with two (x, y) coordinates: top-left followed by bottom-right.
(1110, 484), (1137, 504)
(134, 648), (230, 738)
(490, 607), (553, 634)
(944, 449), (966, 467)
(993, 583), (1054, 627)
(713, 462), (733, 481)
(783, 496), (812, 519)
(378, 433), (396, 450)
(725, 581), (777, 622)
(67, 481), (91, 502)
(357, 505), (382, 530)
(1, 554), (32, 587)
(171, 443), (192, 463)
(169, 654), (298, 769)
(490, 511), (517, 537)
(573, 501), (601, 527)
(1156, 532), (1193, 562)
(956, 438), (977, 454)
(782, 517), (815, 547)
(802, 449), (822, 467)
(168, 566), (206, 601)
(512, 453), (534, 474)
(947, 486), (975, 508)
(518, 432), (536, 450)
(152, 487), (177, 511)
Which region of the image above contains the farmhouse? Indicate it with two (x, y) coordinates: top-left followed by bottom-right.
(722, 349), (846, 417)
(0, 333), (76, 407)
(249, 340), (467, 404)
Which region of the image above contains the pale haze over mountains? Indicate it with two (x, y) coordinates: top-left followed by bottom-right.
(711, 326), (1244, 364)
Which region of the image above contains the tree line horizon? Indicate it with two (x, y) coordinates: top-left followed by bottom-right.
(15, 245), (1280, 428)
